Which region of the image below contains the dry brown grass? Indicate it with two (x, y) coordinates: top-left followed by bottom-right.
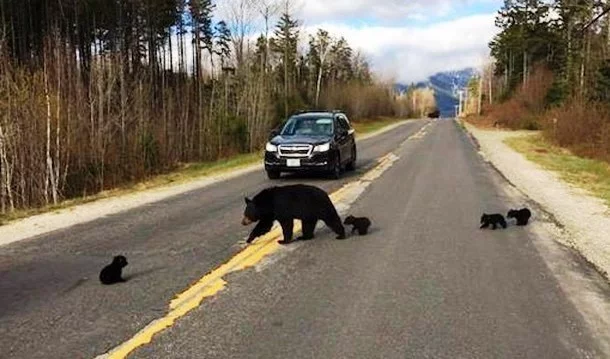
(467, 65), (554, 131)
(320, 82), (397, 120)
(542, 100), (610, 163)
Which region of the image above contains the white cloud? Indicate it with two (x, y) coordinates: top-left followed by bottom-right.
(296, 0), (496, 23)
(181, 1), (502, 83)
(303, 13), (499, 83)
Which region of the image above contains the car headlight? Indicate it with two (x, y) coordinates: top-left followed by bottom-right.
(265, 142), (278, 152)
(313, 143), (331, 152)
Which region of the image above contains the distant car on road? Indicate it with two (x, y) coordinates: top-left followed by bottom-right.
(264, 110), (357, 180)
(427, 109), (441, 119)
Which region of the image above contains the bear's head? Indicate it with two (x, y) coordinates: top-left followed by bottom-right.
(242, 197), (260, 226)
(113, 255), (128, 268)
(506, 209), (517, 219)
(343, 215), (356, 225)
(480, 214), (488, 224)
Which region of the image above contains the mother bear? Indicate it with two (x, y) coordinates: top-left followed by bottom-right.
(242, 184), (346, 244)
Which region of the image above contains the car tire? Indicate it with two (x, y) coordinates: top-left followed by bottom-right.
(267, 170), (281, 180)
(346, 146), (357, 171)
(329, 155), (341, 179)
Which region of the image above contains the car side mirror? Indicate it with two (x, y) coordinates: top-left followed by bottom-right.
(269, 128), (280, 139)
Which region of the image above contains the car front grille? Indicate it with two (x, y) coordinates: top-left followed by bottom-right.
(278, 144), (313, 158)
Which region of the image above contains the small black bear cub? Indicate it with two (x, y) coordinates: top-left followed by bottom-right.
(99, 255), (128, 285)
(480, 213), (507, 230)
(242, 184), (346, 245)
(344, 215), (371, 235)
(507, 207), (531, 226)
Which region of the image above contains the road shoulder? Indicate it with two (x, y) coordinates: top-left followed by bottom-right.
(462, 121), (610, 281)
(0, 119), (413, 247)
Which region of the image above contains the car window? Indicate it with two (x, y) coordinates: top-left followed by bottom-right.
(341, 115), (352, 129)
(336, 115), (350, 132)
(280, 117), (334, 136)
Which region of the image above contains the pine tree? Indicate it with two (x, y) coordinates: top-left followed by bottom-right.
(272, 11), (300, 116)
(215, 20), (232, 69)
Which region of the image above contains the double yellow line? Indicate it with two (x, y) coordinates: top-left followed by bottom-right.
(96, 152), (398, 359)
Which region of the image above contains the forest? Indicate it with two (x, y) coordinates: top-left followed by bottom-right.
(466, 0), (610, 164)
(0, 0), (408, 214)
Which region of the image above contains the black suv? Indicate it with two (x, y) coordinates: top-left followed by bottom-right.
(264, 110), (357, 179)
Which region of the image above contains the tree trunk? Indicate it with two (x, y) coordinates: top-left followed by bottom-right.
(43, 56), (58, 205)
(315, 66), (323, 107)
(523, 50), (528, 88)
(0, 124), (15, 212)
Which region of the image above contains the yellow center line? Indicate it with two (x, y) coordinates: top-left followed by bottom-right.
(400, 122), (433, 146)
(95, 152), (399, 359)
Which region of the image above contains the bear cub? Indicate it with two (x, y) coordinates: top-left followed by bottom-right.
(242, 184), (346, 245)
(99, 255), (128, 285)
(480, 213), (507, 230)
(344, 215), (371, 235)
(507, 207), (531, 226)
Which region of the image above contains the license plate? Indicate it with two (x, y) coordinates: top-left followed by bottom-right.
(286, 159), (301, 167)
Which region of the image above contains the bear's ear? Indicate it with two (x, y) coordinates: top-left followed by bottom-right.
(244, 197), (252, 205)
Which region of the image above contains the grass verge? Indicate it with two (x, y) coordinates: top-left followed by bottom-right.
(505, 134), (610, 206)
(0, 117), (405, 225)
(352, 117), (404, 136)
(0, 152), (262, 225)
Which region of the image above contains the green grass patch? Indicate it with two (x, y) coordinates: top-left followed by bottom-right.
(505, 134), (610, 206)
(0, 152), (263, 225)
(1, 117), (403, 225)
(352, 117), (405, 136)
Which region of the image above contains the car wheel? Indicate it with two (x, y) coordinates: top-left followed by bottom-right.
(329, 155), (341, 179)
(267, 170), (281, 180)
(346, 146), (357, 171)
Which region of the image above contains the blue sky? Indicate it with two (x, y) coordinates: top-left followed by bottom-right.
(292, 0), (504, 82)
(335, 0), (501, 27)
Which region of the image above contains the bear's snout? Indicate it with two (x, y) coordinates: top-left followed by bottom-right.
(241, 216), (253, 226)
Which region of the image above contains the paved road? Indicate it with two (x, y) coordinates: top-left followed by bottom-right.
(1, 119), (609, 358)
(0, 120), (428, 359)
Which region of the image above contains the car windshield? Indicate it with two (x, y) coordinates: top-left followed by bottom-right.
(280, 117), (334, 136)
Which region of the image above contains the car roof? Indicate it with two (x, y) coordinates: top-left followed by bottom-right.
(293, 110), (345, 116)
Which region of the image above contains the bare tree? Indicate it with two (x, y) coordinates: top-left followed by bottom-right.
(310, 29), (333, 107)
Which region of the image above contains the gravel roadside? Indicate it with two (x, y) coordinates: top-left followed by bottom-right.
(463, 122), (610, 280)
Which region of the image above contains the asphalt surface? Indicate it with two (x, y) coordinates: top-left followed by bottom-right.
(130, 120), (609, 359)
(0, 119), (428, 359)
(1, 119), (609, 358)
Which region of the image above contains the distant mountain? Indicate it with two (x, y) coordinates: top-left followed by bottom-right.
(395, 68), (478, 118)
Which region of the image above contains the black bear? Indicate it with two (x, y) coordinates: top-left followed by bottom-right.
(242, 184), (346, 245)
(99, 255), (128, 285)
(344, 215), (371, 235)
(507, 207), (532, 226)
(480, 213), (507, 230)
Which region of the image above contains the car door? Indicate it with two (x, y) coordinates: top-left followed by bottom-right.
(341, 114), (356, 146)
(340, 115), (356, 163)
(334, 116), (350, 165)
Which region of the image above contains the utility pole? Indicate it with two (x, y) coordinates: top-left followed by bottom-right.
(488, 63), (493, 105)
(478, 75), (483, 115)
(458, 90), (463, 117)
